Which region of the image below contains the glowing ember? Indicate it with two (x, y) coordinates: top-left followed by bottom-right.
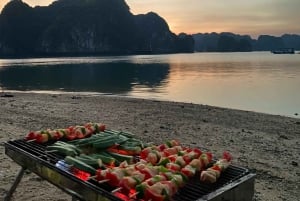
(114, 192), (130, 201)
(71, 167), (91, 181)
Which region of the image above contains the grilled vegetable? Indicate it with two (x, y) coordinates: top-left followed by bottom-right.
(53, 141), (82, 154)
(92, 135), (120, 149)
(47, 145), (79, 157)
(119, 171), (146, 192)
(75, 155), (103, 168)
(89, 153), (117, 166)
(200, 151), (232, 183)
(106, 152), (134, 164)
(65, 156), (97, 175)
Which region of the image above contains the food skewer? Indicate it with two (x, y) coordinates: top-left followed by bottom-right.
(111, 187), (122, 193)
(98, 179), (110, 184)
(44, 136), (231, 201)
(88, 175), (97, 180)
(129, 192), (139, 198)
(200, 151), (232, 183)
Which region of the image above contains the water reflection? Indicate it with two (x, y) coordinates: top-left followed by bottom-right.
(0, 62), (170, 93)
(0, 52), (299, 117)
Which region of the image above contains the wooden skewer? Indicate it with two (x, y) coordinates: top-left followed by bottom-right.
(88, 175), (97, 180)
(98, 179), (110, 184)
(111, 187), (122, 193)
(129, 192), (139, 198)
(26, 139), (36, 142)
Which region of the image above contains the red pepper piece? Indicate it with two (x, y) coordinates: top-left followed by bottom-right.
(99, 124), (106, 132)
(157, 144), (167, 151)
(139, 168), (155, 180)
(25, 131), (37, 140)
(181, 165), (196, 178)
(206, 152), (213, 162)
(182, 155), (192, 164)
(223, 151), (232, 162)
(140, 147), (152, 160)
(144, 188), (165, 201)
(66, 133), (77, 141)
(193, 148), (202, 157)
(211, 165), (222, 172)
(106, 170), (124, 186)
(35, 133), (48, 143)
(167, 155), (177, 162)
(166, 163), (181, 172)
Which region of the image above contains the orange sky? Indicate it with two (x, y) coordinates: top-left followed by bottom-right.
(1, 0), (300, 38)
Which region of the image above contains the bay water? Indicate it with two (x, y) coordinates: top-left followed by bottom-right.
(0, 52), (299, 117)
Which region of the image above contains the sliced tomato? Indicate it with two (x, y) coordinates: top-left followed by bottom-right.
(166, 163), (181, 172)
(50, 131), (60, 140)
(25, 131), (37, 140)
(193, 148), (202, 154)
(99, 124), (106, 132)
(223, 151), (232, 162)
(66, 133), (77, 141)
(167, 155), (177, 162)
(68, 126), (75, 133)
(140, 168), (155, 180)
(36, 134), (48, 143)
(206, 152), (213, 162)
(157, 144), (167, 151)
(106, 172), (123, 186)
(182, 155), (192, 164)
(181, 166), (196, 178)
(140, 147), (152, 159)
(144, 188), (165, 201)
(211, 165), (222, 172)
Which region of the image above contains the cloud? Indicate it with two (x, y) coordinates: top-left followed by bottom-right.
(1, 0), (299, 37)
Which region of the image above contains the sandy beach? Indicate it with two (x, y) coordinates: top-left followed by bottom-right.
(0, 92), (299, 201)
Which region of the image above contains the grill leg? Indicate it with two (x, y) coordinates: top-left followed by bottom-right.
(4, 167), (26, 201)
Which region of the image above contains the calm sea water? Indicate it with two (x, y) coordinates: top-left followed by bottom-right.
(0, 52), (299, 118)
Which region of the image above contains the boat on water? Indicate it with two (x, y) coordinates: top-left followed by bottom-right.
(271, 48), (295, 54)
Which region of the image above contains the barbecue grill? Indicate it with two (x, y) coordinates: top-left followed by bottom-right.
(4, 139), (255, 201)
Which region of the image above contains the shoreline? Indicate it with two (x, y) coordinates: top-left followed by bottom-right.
(1, 92), (299, 201)
(1, 90), (299, 119)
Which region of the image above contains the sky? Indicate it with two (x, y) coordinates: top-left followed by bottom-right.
(1, 0), (299, 39)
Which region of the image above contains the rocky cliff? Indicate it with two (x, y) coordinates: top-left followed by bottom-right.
(0, 0), (194, 57)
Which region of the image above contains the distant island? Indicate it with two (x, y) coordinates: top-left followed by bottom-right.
(0, 0), (194, 57)
(192, 32), (300, 52)
(0, 0), (299, 58)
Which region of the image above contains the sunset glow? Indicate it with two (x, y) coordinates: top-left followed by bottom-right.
(0, 0), (300, 38)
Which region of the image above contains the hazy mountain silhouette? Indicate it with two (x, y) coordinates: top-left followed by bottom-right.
(193, 32), (300, 52)
(0, 0), (194, 57)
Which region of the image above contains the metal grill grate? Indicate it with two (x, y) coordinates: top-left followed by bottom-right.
(5, 140), (255, 201)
